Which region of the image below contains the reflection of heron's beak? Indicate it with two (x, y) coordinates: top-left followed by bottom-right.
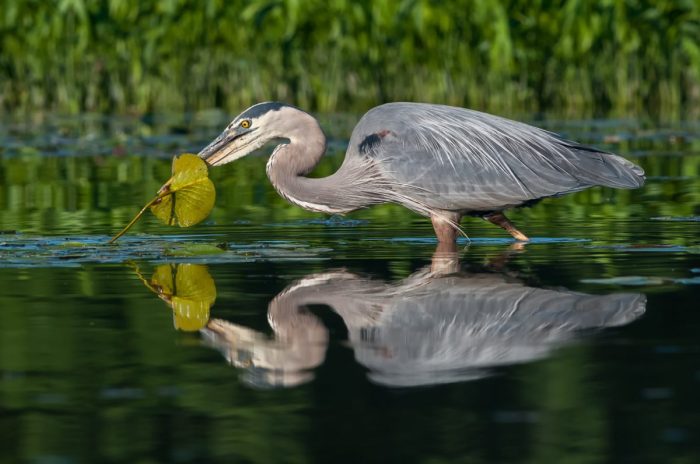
(198, 128), (258, 167)
(202, 318), (324, 388)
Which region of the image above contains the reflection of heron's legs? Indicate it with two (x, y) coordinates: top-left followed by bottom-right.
(431, 244), (460, 275)
(481, 242), (528, 273)
(508, 242), (526, 252)
(484, 212), (530, 241)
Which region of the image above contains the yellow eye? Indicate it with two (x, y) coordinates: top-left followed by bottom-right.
(240, 120), (251, 129)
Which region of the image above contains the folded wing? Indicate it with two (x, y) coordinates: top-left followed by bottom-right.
(351, 103), (645, 212)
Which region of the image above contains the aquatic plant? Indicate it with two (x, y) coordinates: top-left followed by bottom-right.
(110, 154), (216, 243)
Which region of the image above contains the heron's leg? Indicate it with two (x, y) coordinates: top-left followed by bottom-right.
(484, 212), (530, 242)
(431, 212), (461, 245)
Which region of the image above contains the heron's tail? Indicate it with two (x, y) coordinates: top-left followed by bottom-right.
(602, 153), (645, 189)
(567, 150), (645, 190)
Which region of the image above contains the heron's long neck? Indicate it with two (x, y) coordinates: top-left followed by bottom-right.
(266, 115), (376, 214)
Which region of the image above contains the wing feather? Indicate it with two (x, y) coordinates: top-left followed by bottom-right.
(349, 103), (645, 212)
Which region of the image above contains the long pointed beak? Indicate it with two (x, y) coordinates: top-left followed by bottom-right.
(198, 128), (258, 167)
(197, 131), (232, 166)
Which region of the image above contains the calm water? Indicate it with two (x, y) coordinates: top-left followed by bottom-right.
(0, 113), (699, 463)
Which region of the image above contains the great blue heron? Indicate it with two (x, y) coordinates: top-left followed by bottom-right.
(202, 253), (645, 388)
(198, 102), (645, 242)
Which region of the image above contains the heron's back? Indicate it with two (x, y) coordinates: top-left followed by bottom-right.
(344, 274), (645, 387)
(348, 103), (645, 213)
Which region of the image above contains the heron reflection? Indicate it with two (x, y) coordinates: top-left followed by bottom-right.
(199, 252), (645, 388)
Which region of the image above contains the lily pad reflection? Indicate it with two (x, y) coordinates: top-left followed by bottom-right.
(134, 263), (216, 331)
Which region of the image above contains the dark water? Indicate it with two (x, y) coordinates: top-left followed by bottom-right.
(0, 114), (699, 463)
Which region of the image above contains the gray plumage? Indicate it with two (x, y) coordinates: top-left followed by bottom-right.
(353, 103), (644, 212)
(199, 102), (645, 241)
(202, 266), (646, 388)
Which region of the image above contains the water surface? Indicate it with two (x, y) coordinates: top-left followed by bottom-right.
(0, 114), (699, 463)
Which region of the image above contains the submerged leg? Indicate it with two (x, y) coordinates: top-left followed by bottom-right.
(431, 212), (462, 245)
(484, 212), (530, 242)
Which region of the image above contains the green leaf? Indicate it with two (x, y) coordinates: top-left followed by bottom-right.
(149, 264), (217, 331)
(164, 243), (226, 256)
(109, 154), (216, 243)
(151, 154), (216, 227)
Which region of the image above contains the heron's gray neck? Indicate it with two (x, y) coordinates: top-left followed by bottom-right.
(266, 114), (378, 214)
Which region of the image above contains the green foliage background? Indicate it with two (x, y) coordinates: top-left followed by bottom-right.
(1, 0), (699, 116)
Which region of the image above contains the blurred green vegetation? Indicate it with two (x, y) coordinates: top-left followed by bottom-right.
(1, 0), (699, 117)
(1, 144), (698, 238)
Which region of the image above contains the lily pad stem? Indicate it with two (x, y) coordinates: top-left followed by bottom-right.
(109, 191), (172, 244)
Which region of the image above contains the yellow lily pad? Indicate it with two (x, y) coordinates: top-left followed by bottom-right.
(149, 264), (217, 331)
(109, 153), (216, 243)
(151, 154), (216, 227)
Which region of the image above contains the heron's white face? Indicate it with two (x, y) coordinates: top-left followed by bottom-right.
(197, 103), (294, 166)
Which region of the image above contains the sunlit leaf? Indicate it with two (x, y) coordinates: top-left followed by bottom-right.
(148, 264), (217, 331)
(109, 154), (215, 243)
(151, 154), (216, 227)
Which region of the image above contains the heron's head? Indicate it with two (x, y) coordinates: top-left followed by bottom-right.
(198, 102), (300, 167)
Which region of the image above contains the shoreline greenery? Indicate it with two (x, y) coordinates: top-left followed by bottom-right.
(1, 0), (699, 117)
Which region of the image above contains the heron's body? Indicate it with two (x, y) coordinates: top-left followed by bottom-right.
(198, 102), (645, 242)
(204, 264), (645, 388)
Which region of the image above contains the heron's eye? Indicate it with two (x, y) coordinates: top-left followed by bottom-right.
(240, 120), (251, 129)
